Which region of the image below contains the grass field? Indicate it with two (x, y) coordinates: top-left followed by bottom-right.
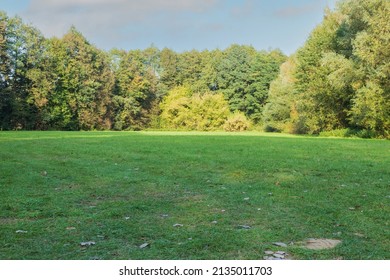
(0, 131), (389, 260)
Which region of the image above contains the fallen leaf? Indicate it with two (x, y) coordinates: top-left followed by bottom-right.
(80, 241), (95, 246)
(125, 217), (130, 220)
(160, 214), (169, 218)
(173, 224), (183, 227)
(273, 253), (285, 259)
(66, 227), (76, 230)
(238, 225), (251, 229)
(15, 230), (28, 233)
(244, 197), (250, 201)
(211, 221), (218, 224)
(273, 242), (288, 247)
(139, 243), (149, 249)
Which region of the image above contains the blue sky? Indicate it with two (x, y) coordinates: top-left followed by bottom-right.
(1, 0), (337, 54)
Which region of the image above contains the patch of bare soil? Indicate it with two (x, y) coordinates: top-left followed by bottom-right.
(303, 238), (341, 250)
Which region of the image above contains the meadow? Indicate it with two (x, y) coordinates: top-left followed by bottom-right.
(0, 131), (389, 260)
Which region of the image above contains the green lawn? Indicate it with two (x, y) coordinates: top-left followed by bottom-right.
(0, 131), (389, 260)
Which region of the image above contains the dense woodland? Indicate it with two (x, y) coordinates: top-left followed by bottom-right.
(0, 0), (389, 138)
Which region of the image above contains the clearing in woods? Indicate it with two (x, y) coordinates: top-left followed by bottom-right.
(0, 131), (389, 259)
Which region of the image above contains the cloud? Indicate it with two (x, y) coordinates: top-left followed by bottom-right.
(274, 2), (322, 18)
(22, 0), (221, 46)
(230, 0), (256, 19)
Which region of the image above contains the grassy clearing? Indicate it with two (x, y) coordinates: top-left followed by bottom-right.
(0, 131), (389, 260)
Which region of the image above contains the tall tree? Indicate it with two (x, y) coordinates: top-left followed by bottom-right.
(264, 0), (389, 137)
(111, 49), (159, 130)
(263, 56), (298, 132)
(216, 45), (285, 122)
(27, 27), (115, 130)
(347, 0), (390, 137)
(0, 12), (45, 129)
(159, 48), (179, 91)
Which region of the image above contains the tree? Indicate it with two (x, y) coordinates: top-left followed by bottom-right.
(159, 86), (230, 131)
(263, 56), (297, 132)
(263, 0), (389, 137)
(347, 0), (390, 137)
(216, 45), (285, 122)
(112, 49), (159, 130)
(0, 12), (45, 129)
(159, 48), (179, 91)
(27, 27), (115, 130)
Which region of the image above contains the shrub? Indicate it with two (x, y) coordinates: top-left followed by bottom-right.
(319, 128), (378, 139)
(319, 128), (350, 138)
(159, 86), (230, 131)
(223, 112), (251, 132)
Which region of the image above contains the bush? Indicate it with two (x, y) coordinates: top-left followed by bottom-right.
(319, 128), (350, 138)
(319, 128), (378, 139)
(159, 86), (230, 131)
(223, 112), (251, 132)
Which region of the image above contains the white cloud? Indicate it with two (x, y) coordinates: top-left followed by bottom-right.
(274, 0), (326, 18)
(230, 0), (256, 19)
(23, 0), (221, 46)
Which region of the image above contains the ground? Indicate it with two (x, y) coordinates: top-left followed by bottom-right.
(0, 131), (389, 259)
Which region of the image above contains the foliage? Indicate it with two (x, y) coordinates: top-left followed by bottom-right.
(223, 111), (251, 132)
(111, 49), (159, 130)
(215, 45), (286, 122)
(0, 12), (45, 129)
(29, 28), (115, 130)
(264, 0), (389, 138)
(319, 128), (378, 138)
(263, 57), (297, 132)
(160, 86), (230, 131)
(1, 1), (388, 137)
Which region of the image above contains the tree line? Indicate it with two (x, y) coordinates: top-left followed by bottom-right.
(0, 10), (285, 131)
(263, 0), (389, 138)
(1, 0), (389, 138)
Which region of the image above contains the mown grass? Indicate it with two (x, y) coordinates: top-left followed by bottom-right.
(0, 131), (389, 260)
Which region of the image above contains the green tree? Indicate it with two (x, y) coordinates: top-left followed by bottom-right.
(0, 12), (45, 129)
(263, 56), (298, 132)
(112, 49), (159, 130)
(159, 48), (179, 91)
(27, 27), (114, 130)
(348, 0), (390, 137)
(216, 45), (285, 122)
(264, 0), (389, 137)
(160, 86), (230, 131)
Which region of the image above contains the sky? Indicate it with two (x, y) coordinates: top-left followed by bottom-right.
(1, 0), (337, 55)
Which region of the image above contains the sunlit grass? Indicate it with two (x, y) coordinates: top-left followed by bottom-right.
(0, 131), (389, 259)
